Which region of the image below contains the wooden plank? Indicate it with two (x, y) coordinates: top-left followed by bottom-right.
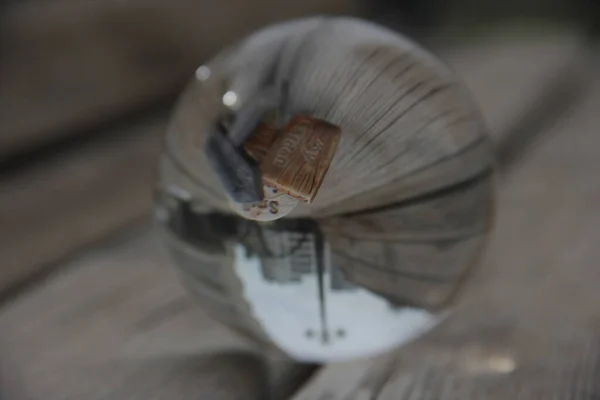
(0, 116), (165, 297)
(0, 0), (360, 158)
(0, 229), (315, 400)
(291, 68), (600, 399)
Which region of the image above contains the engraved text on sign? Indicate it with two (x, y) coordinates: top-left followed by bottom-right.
(260, 115), (341, 203)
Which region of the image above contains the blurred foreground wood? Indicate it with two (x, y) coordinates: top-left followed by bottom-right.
(0, 31), (593, 399)
(0, 229), (315, 399)
(0, 117), (165, 298)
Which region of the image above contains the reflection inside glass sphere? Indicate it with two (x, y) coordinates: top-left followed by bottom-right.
(155, 189), (441, 363)
(154, 16), (493, 363)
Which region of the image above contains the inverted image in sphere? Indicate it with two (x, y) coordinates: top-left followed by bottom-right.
(155, 17), (494, 363)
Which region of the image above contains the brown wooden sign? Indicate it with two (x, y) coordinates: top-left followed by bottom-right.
(253, 115), (341, 203)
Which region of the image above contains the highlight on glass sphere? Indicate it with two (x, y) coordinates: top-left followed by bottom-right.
(154, 16), (493, 363)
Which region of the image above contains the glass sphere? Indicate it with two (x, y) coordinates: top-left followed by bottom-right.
(155, 17), (493, 363)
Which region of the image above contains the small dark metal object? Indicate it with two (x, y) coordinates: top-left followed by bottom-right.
(205, 87), (282, 203)
(205, 127), (263, 203)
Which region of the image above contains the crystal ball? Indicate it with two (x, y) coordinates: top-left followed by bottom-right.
(154, 17), (493, 362)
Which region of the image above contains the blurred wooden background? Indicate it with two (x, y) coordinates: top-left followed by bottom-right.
(1, 0), (599, 398)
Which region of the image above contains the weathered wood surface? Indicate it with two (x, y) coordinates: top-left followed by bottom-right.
(0, 0), (360, 158)
(0, 116), (166, 297)
(321, 173), (491, 241)
(0, 32), (583, 317)
(0, 34), (588, 399)
(292, 66), (600, 400)
(0, 229), (315, 400)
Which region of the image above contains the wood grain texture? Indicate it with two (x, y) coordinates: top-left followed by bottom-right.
(320, 170), (493, 309)
(164, 17), (494, 218)
(329, 235), (487, 310)
(0, 230), (314, 400)
(320, 171), (492, 241)
(291, 66), (600, 400)
(0, 0), (361, 158)
(158, 30), (581, 208)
